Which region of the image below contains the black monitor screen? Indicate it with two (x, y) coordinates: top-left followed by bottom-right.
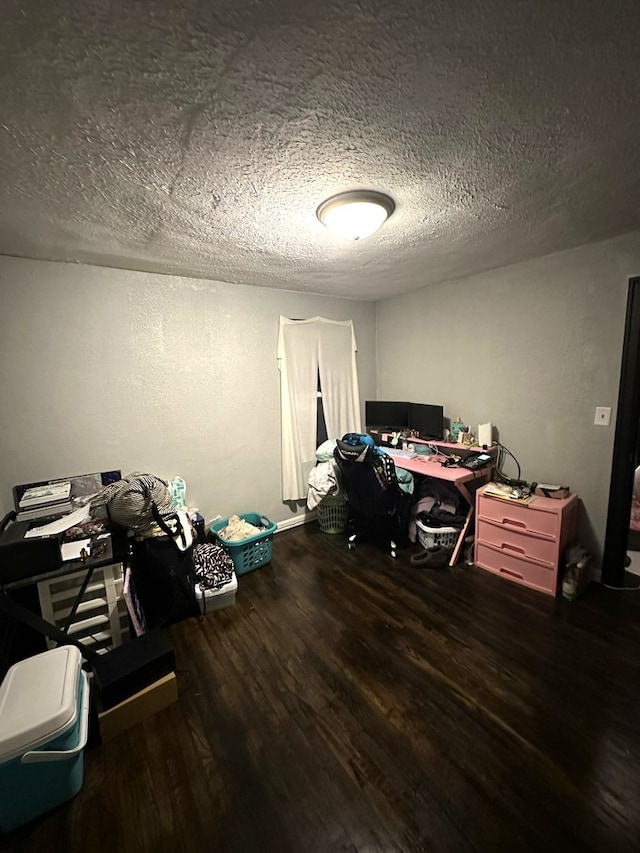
(409, 402), (444, 440)
(365, 400), (410, 429)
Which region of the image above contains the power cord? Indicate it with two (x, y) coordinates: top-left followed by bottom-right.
(494, 442), (523, 484)
(600, 581), (640, 591)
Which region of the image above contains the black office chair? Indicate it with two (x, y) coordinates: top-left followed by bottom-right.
(333, 435), (406, 557)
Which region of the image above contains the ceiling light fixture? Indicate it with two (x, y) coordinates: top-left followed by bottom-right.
(316, 190), (395, 240)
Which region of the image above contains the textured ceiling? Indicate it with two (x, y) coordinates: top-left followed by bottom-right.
(0, 0), (639, 300)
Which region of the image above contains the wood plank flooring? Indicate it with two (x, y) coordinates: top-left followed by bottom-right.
(3, 524), (640, 852)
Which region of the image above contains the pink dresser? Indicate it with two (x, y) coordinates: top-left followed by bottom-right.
(474, 486), (578, 595)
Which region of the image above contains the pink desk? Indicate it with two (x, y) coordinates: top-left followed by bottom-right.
(389, 446), (495, 566)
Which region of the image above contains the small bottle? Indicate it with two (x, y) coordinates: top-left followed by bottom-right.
(189, 508), (206, 542)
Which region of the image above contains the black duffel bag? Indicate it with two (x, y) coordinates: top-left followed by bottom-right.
(128, 501), (199, 630)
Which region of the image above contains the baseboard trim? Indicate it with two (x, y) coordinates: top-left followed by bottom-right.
(276, 513), (316, 532)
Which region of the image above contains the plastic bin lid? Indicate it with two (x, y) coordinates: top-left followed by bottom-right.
(0, 646), (83, 764)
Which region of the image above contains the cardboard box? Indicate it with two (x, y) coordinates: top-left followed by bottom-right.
(91, 629), (175, 711)
(534, 484), (571, 499)
(98, 672), (178, 742)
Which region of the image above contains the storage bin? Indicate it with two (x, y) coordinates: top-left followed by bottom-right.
(0, 646), (90, 833)
(475, 541), (558, 595)
(195, 571), (238, 612)
(317, 494), (349, 534)
(416, 520), (459, 550)
(209, 513), (277, 575)
(98, 672), (178, 743)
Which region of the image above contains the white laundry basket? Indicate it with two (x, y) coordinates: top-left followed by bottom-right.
(416, 520), (459, 550)
(317, 494), (349, 534)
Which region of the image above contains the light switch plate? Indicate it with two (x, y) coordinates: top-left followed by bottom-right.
(594, 406), (611, 426)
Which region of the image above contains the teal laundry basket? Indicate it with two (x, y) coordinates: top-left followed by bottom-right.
(209, 513), (277, 575)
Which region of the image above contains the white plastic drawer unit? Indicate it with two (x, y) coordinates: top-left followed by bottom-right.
(475, 487), (578, 596)
(38, 562), (129, 654)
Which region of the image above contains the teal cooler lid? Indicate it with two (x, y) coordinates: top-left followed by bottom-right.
(0, 646), (83, 764)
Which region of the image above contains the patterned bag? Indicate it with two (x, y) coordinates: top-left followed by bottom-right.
(193, 542), (234, 590)
(102, 473), (175, 535)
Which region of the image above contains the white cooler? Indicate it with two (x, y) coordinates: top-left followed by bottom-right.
(0, 645), (90, 833)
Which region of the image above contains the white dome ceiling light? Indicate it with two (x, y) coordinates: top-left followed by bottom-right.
(316, 190), (395, 240)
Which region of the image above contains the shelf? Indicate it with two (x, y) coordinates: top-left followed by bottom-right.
(38, 562), (129, 651)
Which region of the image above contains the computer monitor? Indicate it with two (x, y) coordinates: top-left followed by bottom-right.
(408, 402), (444, 440)
(365, 400), (410, 430)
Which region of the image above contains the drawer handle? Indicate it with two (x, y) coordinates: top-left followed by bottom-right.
(501, 542), (526, 555)
(500, 568), (524, 580)
(502, 517), (527, 529)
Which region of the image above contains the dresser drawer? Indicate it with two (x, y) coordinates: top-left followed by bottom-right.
(475, 542), (558, 595)
(477, 494), (559, 539)
(476, 519), (557, 569)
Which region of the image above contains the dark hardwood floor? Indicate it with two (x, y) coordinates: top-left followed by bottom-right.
(4, 524), (640, 852)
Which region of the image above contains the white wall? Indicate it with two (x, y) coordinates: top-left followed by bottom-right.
(375, 231), (640, 562)
(0, 257), (376, 525)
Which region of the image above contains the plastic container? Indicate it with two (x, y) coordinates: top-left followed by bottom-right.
(416, 520), (459, 550)
(317, 494), (349, 534)
(0, 646), (90, 833)
(209, 513), (277, 575)
(195, 571), (238, 612)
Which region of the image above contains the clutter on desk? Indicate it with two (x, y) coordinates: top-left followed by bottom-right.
(13, 471), (121, 525)
(24, 505), (92, 539)
(60, 517), (111, 562)
(483, 481), (535, 504)
(412, 444), (433, 456)
(18, 480), (71, 511)
(0, 511), (63, 585)
(450, 417), (467, 444)
(534, 483), (571, 500)
(0, 471), (113, 583)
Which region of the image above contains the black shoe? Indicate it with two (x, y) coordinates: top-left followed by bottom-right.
(410, 546), (451, 568)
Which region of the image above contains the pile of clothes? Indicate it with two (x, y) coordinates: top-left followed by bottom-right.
(408, 479), (468, 543)
(307, 437), (415, 510)
(218, 514), (264, 541)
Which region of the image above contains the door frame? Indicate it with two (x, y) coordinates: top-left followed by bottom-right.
(602, 277), (640, 586)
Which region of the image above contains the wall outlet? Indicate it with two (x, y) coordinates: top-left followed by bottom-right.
(594, 406), (611, 427)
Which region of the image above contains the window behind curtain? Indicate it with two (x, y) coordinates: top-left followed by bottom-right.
(278, 316), (361, 501)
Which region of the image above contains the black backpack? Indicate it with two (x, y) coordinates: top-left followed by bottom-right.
(128, 501), (199, 630)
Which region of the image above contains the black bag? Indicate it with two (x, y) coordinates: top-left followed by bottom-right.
(129, 502), (199, 630)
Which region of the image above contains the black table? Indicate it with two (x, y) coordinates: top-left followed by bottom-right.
(0, 526), (129, 661)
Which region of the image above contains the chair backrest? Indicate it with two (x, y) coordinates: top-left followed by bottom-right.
(334, 438), (399, 518)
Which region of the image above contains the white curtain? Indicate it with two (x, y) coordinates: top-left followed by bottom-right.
(278, 316), (362, 501)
